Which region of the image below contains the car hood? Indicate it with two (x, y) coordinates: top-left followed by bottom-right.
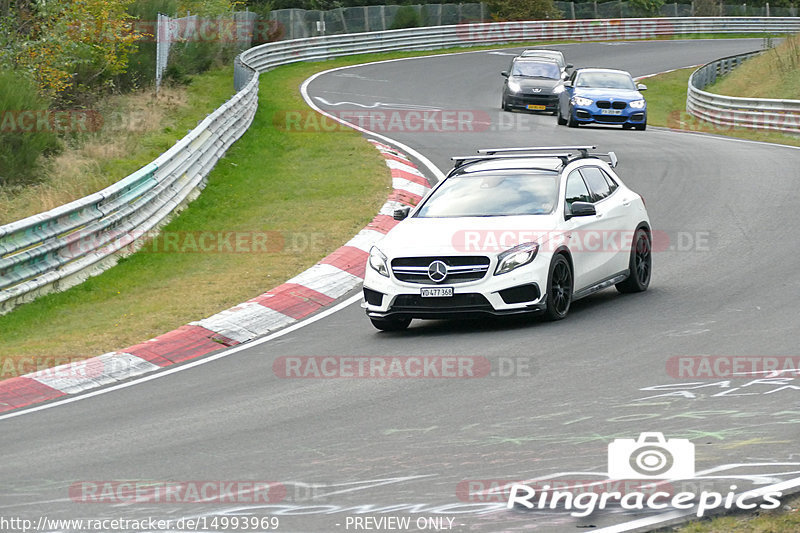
(511, 77), (563, 91)
(376, 215), (565, 257)
(573, 87), (644, 101)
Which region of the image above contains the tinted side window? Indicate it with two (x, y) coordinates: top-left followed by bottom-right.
(580, 166), (612, 201)
(603, 170), (619, 194)
(565, 170), (591, 207)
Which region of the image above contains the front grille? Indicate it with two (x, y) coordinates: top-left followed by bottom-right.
(392, 293), (493, 311)
(392, 256), (490, 284)
(512, 94), (556, 104)
(592, 114), (628, 123)
(596, 101), (627, 110)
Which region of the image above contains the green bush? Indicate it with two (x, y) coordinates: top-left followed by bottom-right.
(390, 5), (422, 29)
(488, 0), (563, 20)
(629, 0), (665, 16)
(0, 70), (60, 188)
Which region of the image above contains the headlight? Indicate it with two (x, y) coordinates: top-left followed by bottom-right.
(495, 242), (539, 275)
(507, 80), (522, 93)
(368, 246), (389, 277)
(571, 96), (593, 107)
(553, 85), (565, 94)
(629, 99), (646, 109)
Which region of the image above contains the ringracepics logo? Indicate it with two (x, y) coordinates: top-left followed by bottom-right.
(507, 432), (782, 517)
(608, 432), (694, 479)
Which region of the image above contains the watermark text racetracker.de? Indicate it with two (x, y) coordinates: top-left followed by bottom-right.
(451, 229), (711, 254)
(275, 109), (577, 134)
(276, 109), (491, 133)
(54, 229), (326, 258)
(273, 356), (535, 378)
(1, 356), (136, 380)
(69, 480), (286, 504)
(667, 355), (800, 378)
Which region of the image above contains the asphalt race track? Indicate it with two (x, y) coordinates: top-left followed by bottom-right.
(1, 39), (799, 533)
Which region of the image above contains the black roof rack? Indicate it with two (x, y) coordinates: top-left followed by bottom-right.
(450, 146), (618, 170)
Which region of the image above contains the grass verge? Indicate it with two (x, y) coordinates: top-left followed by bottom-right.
(0, 70), (234, 225)
(666, 493), (800, 532)
(642, 67), (800, 147)
(709, 33), (800, 99)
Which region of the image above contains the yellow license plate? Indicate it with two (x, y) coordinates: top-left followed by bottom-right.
(527, 104), (546, 110)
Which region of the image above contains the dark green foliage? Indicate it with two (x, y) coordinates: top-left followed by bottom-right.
(0, 70), (61, 187)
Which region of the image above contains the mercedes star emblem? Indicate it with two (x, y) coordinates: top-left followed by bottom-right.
(427, 260), (448, 283)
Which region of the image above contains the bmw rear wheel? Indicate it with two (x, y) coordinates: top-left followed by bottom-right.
(544, 254), (573, 321)
(616, 228), (652, 293)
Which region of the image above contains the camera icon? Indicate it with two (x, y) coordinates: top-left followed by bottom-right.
(608, 432), (695, 479)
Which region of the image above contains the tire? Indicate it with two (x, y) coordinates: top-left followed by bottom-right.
(616, 228), (652, 293)
(567, 107), (579, 128)
(502, 94), (511, 112)
(370, 316), (412, 331)
(543, 254), (573, 321)
(557, 107), (567, 125)
(635, 121), (647, 131)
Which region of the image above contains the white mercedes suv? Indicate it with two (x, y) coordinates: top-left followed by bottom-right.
(362, 146), (651, 331)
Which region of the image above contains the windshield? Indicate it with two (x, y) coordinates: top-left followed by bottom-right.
(512, 62), (561, 80)
(415, 172), (559, 218)
(576, 71), (636, 90)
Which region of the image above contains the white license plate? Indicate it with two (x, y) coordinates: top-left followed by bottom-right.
(421, 287), (454, 298)
(601, 109), (623, 115)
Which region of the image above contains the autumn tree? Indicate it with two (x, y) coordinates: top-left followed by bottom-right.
(5, 0), (142, 104)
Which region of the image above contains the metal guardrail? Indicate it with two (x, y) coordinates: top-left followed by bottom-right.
(3, 17), (800, 314)
(0, 75), (259, 314)
(686, 49), (800, 133)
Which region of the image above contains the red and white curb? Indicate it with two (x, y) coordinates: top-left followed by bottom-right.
(0, 139), (430, 414)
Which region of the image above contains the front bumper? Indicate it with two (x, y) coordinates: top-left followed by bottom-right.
(506, 92), (559, 112)
(571, 104), (646, 125)
(363, 257), (550, 320)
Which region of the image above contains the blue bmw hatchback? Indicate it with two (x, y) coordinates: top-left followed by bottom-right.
(557, 68), (648, 130)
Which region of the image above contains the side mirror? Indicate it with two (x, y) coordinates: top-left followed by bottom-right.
(393, 207), (410, 221)
(562, 72), (569, 80)
(566, 63), (574, 69)
(637, 83), (647, 91)
(501, 71), (509, 78)
(566, 201), (596, 219)
(564, 80), (573, 88)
